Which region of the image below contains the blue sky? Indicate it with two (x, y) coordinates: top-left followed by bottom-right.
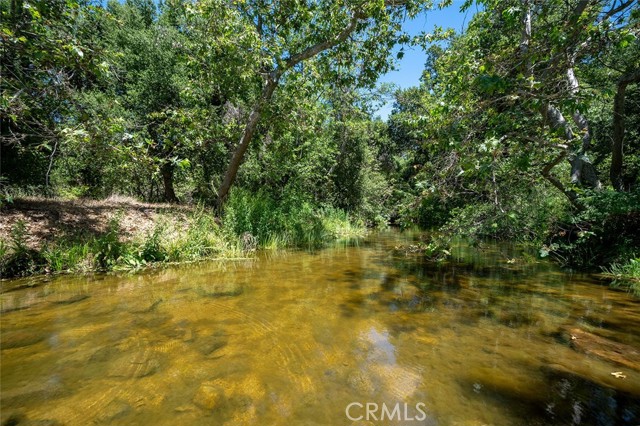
(375, 1), (477, 120)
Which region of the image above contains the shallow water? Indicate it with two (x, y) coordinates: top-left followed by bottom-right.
(1, 231), (639, 425)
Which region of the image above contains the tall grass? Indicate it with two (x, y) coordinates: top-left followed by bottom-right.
(1, 220), (46, 277)
(320, 206), (367, 241)
(223, 189), (366, 248)
(163, 208), (242, 261)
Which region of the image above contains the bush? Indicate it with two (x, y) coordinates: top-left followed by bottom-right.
(1, 220), (46, 277)
(440, 181), (569, 245)
(544, 189), (640, 268)
(398, 194), (453, 230)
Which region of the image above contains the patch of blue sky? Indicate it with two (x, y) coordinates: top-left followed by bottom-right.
(375, 1), (480, 120)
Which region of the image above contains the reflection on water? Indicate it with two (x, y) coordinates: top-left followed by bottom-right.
(1, 231), (639, 425)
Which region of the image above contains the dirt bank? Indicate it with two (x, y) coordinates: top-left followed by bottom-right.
(0, 196), (195, 249)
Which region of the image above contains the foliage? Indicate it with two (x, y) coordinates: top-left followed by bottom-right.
(1, 209), (233, 277)
(542, 190), (640, 268)
(385, 0), (639, 275)
(0, 201), (368, 278)
(2, 0), (639, 279)
(1, 0), (102, 192)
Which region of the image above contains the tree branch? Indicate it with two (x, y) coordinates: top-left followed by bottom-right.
(284, 9), (364, 70)
(541, 148), (580, 208)
(602, 0), (636, 21)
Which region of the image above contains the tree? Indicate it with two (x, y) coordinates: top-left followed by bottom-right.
(100, 0), (189, 202)
(211, 0), (431, 207)
(502, 0), (637, 202)
(410, 0), (638, 207)
(609, 10), (640, 190)
(1, 0), (101, 189)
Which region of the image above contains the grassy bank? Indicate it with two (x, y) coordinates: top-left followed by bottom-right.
(603, 259), (640, 296)
(0, 195), (366, 279)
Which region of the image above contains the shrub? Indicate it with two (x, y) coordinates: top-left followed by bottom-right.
(544, 189), (640, 268)
(0, 220), (46, 277)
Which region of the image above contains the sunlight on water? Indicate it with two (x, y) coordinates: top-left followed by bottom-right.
(1, 231), (639, 425)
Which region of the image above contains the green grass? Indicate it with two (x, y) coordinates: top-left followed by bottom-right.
(320, 207), (367, 241)
(604, 258), (640, 296)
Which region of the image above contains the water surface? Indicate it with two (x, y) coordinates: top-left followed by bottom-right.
(2, 231), (639, 425)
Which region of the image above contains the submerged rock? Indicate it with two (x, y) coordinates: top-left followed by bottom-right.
(174, 405), (195, 413)
(1, 413), (25, 426)
(128, 298), (163, 314)
(89, 345), (121, 363)
(347, 371), (375, 395)
(159, 319), (194, 341)
(108, 352), (161, 378)
(1, 330), (47, 349)
(133, 313), (172, 329)
(0, 378), (67, 407)
(1, 413), (61, 426)
(94, 399), (131, 423)
(196, 283), (244, 298)
(51, 294), (89, 305)
(541, 363), (640, 424)
(193, 383), (224, 411)
(496, 310), (540, 328)
(561, 327), (640, 371)
(194, 331), (228, 356)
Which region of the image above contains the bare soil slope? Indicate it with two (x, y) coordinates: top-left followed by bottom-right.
(0, 196), (193, 248)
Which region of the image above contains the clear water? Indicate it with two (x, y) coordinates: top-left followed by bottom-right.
(1, 231), (639, 425)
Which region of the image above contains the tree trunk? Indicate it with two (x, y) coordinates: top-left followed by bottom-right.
(611, 68), (640, 191)
(520, 0), (532, 76)
(538, 70), (601, 207)
(538, 102), (601, 209)
(161, 161), (178, 203)
(216, 77), (279, 207)
(565, 64), (601, 190)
